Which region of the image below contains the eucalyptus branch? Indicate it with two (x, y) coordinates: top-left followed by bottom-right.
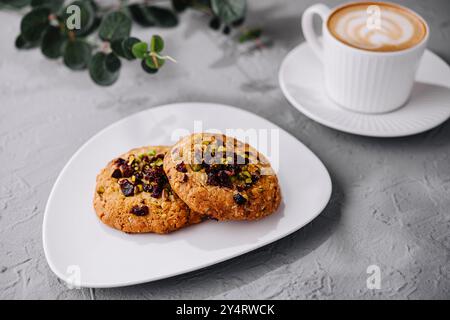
(4, 0), (260, 86)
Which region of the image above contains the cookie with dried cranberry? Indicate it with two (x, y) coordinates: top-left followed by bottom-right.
(164, 133), (282, 221)
(93, 146), (205, 234)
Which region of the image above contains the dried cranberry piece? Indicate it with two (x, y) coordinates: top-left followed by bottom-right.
(217, 170), (232, 187)
(143, 166), (164, 182)
(202, 161), (210, 172)
(111, 169), (122, 179)
(120, 164), (134, 178)
(207, 170), (232, 188)
(130, 205), (149, 216)
(183, 174), (188, 182)
(114, 158), (126, 166)
(119, 179), (134, 197)
(251, 174), (260, 184)
(145, 167), (167, 186)
(151, 185), (163, 198)
(206, 163), (218, 174)
(143, 183), (153, 193)
(233, 193), (247, 205)
(133, 172), (143, 184)
(229, 163), (241, 173)
(176, 162), (187, 173)
(142, 166), (152, 178)
(223, 165), (237, 176)
(156, 175), (168, 187)
(207, 172), (218, 186)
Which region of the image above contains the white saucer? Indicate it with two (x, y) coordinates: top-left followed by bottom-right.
(279, 43), (450, 137)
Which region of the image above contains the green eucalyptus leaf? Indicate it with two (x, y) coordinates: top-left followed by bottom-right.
(89, 52), (120, 86)
(105, 53), (121, 73)
(128, 4), (154, 26)
(63, 39), (91, 70)
(131, 42), (148, 60)
(41, 26), (66, 59)
(77, 16), (101, 37)
(146, 6), (178, 27)
(171, 0), (190, 12)
(121, 37), (140, 60)
(145, 55), (165, 70)
(15, 34), (40, 49)
(150, 35), (164, 53)
(128, 4), (178, 28)
(20, 7), (51, 42)
(1, 0), (31, 9)
(31, 0), (64, 11)
(110, 39), (125, 58)
(61, 0), (96, 36)
(211, 0), (246, 25)
(112, 37), (140, 60)
(141, 59), (158, 74)
(98, 11), (132, 42)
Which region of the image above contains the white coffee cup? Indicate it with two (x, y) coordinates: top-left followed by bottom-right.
(301, 2), (429, 114)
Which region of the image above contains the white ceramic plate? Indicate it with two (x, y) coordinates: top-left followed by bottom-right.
(43, 103), (332, 288)
(279, 42), (450, 137)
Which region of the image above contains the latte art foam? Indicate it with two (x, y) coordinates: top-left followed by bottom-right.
(328, 3), (427, 52)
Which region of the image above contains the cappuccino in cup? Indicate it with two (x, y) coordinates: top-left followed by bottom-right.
(302, 2), (429, 113)
(328, 2), (427, 52)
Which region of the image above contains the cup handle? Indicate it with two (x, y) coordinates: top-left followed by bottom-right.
(301, 4), (331, 62)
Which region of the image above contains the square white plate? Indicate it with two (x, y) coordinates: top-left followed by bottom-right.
(43, 103), (332, 288)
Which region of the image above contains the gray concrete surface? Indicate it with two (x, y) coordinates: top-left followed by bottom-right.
(1, 0), (449, 299)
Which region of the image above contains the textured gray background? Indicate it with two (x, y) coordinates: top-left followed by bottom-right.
(1, 0), (449, 299)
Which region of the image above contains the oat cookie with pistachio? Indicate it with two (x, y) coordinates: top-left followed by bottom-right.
(94, 146), (205, 234)
(164, 133), (282, 221)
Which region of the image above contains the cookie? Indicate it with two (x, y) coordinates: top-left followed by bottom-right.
(164, 133), (282, 221)
(93, 146), (205, 234)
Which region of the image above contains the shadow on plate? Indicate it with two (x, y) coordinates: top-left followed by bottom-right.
(98, 200), (285, 249)
(183, 202), (285, 251)
(108, 173), (342, 296)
